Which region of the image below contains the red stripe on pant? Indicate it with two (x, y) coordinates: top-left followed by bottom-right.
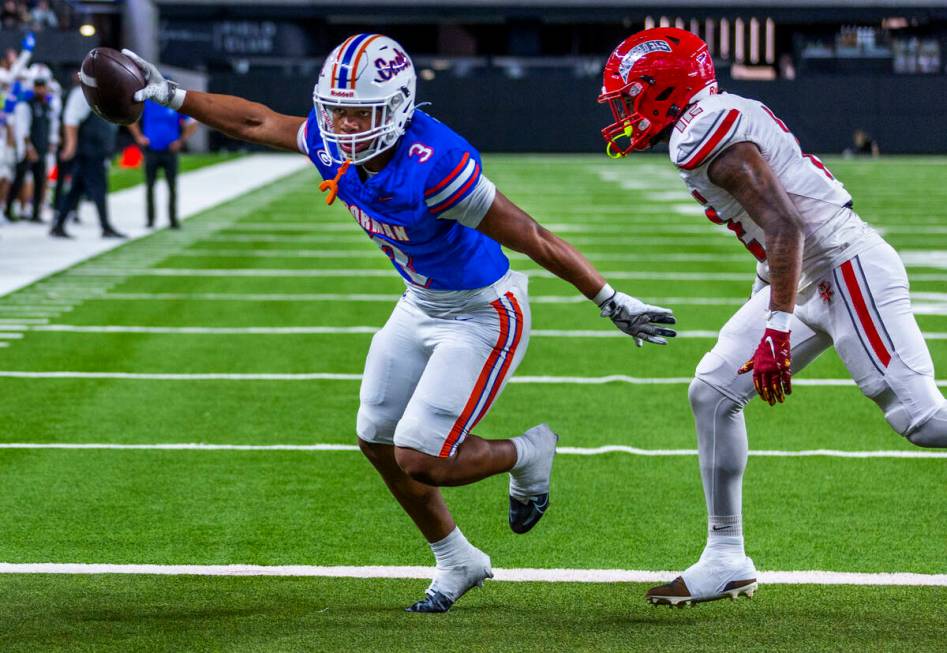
(438, 295), (519, 458)
(467, 292), (524, 431)
(840, 260), (891, 368)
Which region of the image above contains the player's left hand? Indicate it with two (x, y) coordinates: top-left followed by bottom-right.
(123, 49), (184, 109)
(599, 291), (677, 347)
(738, 328), (792, 405)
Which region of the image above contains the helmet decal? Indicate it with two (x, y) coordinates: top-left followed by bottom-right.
(619, 40), (672, 82)
(374, 48), (412, 83)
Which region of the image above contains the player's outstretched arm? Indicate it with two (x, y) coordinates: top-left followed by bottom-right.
(478, 191), (676, 346)
(708, 142), (804, 404)
(124, 49), (304, 152)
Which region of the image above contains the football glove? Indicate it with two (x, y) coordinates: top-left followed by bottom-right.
(123, 49), (186, 110)
(599, 291), (677, 347)
(738, 327), (792, 405)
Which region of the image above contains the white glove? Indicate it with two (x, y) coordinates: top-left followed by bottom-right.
(599, 290), (677, 347)
(122, 49), (186, 110)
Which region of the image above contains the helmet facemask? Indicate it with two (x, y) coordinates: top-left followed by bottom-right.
(314, 90), (408, 165)
(599, 80), (654, 158)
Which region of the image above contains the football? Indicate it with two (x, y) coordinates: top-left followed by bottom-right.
(79, 47), (146, 125)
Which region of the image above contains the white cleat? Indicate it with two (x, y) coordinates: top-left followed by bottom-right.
(406, 549), (493, 613)
(646, 555), (758, 607)
(508, 424), (559, 534)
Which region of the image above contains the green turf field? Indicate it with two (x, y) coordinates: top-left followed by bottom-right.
(0, 154), (945, 651)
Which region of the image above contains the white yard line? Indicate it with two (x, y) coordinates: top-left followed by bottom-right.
(0, 370), (943, 387)
(93, 293), (750, 306)
(1, 441), (943, 459)
(0, 155), (308, 298)
(0, 563), (942, 586)
(70, 268), (947, 282)
(10, 325), (947, 341)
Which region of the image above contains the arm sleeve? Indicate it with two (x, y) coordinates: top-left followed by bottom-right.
(671, 106), (747, 171)
(296, 119), (309, 155)
(423, 148), (496, 228)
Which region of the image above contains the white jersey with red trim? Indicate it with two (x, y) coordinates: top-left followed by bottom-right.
(669, 92), (881, 290)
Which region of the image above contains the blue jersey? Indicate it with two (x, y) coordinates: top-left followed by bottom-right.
(142, 100), (190, 151)
(298, 110), (509, 290)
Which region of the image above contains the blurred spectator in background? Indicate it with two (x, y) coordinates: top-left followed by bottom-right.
(52, 70), (78, 219)
(1, 1), (29, 30)
(50, 73), (123, 239)
(5, 70), (55, 222)
(844, 129), (880, 158)
(128, 100), (197, 229)
(30, 0), (58, 30)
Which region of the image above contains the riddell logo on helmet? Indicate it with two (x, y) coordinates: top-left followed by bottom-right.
(619, 40), (672, 82)
(330, 89), (356, 97)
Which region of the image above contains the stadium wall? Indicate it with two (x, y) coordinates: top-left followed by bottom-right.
(209, 71), (945, 154)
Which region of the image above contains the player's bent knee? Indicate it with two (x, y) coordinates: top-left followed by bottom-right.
(688, 376), (741, 414)
(356, 405), (397, 448)
(905, 400), (947, 448)
(393, 446), (442, 485)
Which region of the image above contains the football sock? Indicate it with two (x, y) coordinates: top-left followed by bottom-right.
(510, 434), (535, 472)
(689, 379), (748, 526)
(708, 514), (743, 538)
(429, 527), (475, 568)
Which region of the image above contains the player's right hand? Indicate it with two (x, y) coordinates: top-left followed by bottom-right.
(599, 291), (677, 347)
(738, 328), (792, 405)
(123, 49), (183, 109)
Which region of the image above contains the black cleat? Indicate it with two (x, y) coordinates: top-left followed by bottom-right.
(509, 492), (549, 534)
(405, 590), (454, 613)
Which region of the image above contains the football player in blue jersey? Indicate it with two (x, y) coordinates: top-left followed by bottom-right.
(124, 35), (677, 613)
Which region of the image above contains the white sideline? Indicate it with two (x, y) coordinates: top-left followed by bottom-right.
(0, 563), (943, 586)
(0, 371), (944, 387)
(1, 441), (944, 459)
(0, 155), (308, 298)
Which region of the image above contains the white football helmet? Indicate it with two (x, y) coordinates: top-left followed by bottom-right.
(313, 34), (416, 165)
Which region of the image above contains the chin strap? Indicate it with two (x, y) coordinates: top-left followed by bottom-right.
(319, 160), (350, 206)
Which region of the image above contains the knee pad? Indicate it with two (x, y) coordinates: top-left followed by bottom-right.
(873, 388), (912, 436)
(689, 376), (745, 416)
(356, 404), (396, 447)
(905, 400), (947, 448)
(871, 356), (946, 439)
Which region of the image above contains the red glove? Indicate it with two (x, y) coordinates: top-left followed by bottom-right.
(738, 327), (792, 405)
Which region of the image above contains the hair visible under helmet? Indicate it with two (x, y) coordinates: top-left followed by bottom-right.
(313, 34), (417, 165)
(598, 28), (717, 157)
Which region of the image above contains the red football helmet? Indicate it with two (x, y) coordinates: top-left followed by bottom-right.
(599, 28), (717, 157)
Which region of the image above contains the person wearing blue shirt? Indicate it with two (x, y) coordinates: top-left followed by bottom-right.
(129, 99), (196, 229)
(124, 36), (677, 613)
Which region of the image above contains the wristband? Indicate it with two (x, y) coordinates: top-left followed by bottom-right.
(592, 283), (615, 307)
(168, 84), (186, 111)
(766, 310), (793, 332)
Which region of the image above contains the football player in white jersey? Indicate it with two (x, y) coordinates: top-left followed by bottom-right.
(596, 28), (947, 606)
